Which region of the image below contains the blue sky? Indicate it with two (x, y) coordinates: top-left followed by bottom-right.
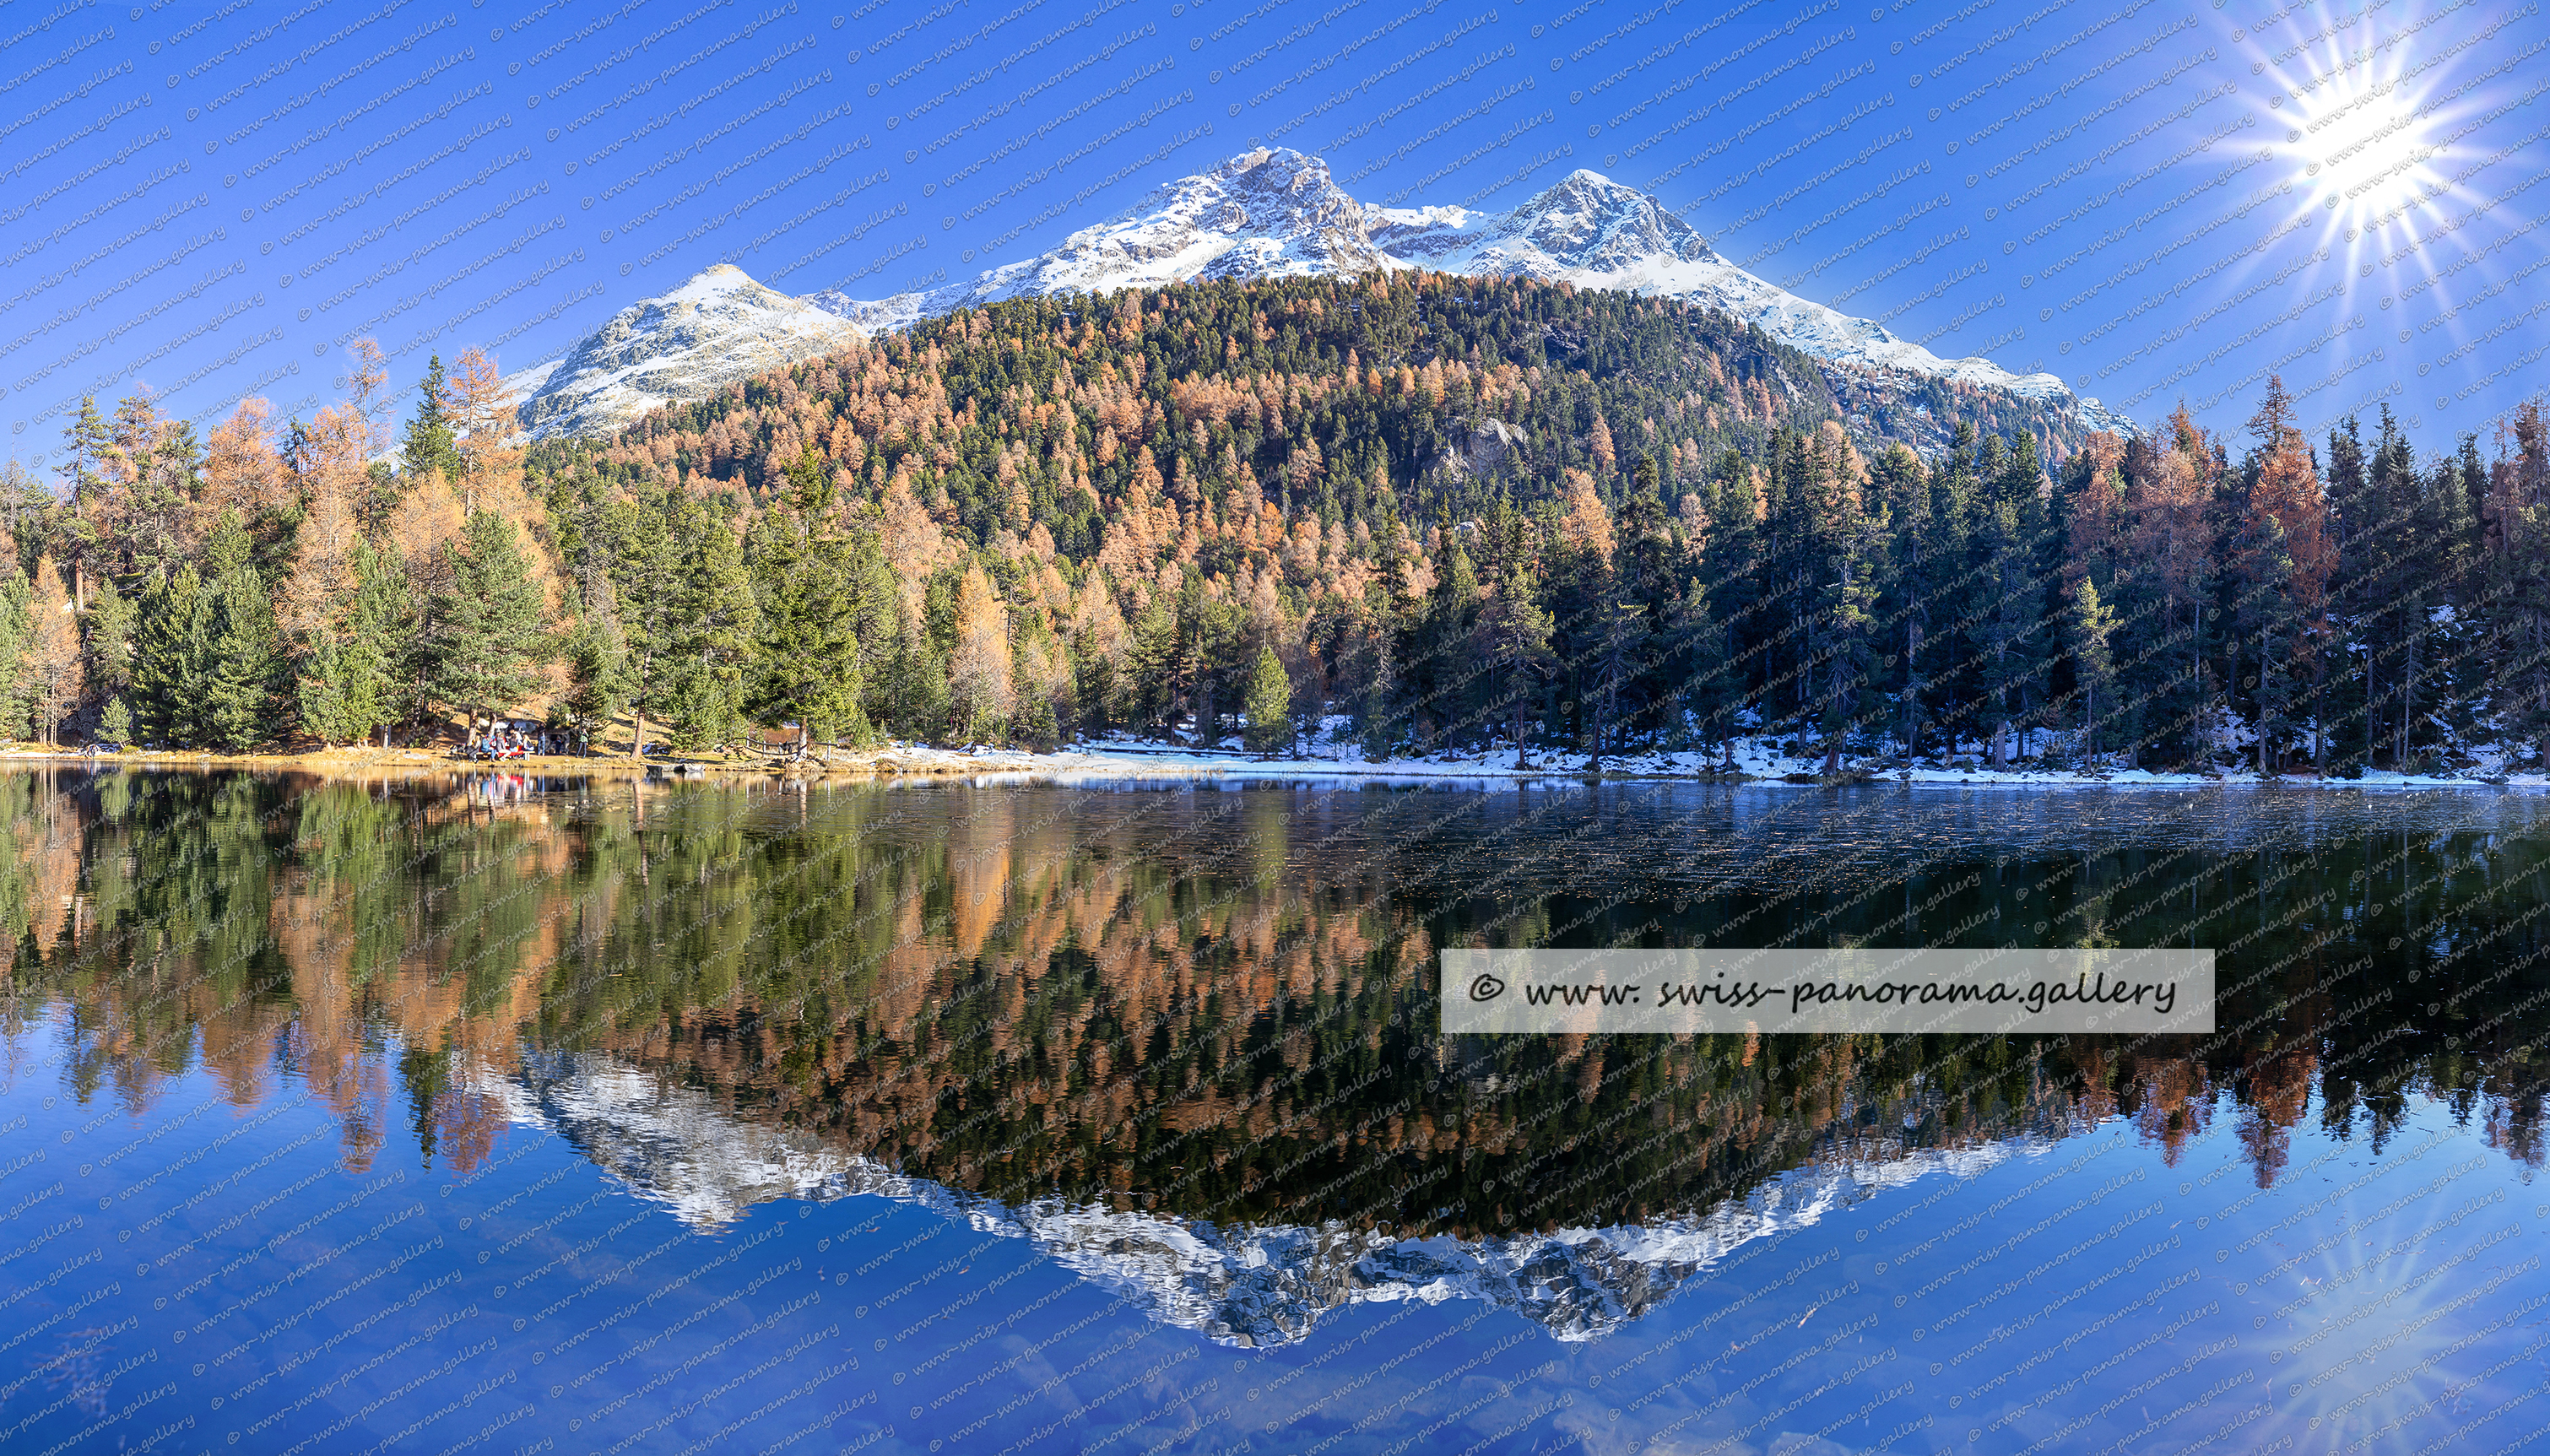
(3, 0), (2545, 465)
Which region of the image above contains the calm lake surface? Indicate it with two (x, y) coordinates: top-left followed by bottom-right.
(6, 770), (2550, 1454)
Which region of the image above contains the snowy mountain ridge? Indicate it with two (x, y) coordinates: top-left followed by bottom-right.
(515, 149), (2133, 442)
(481, 1048), (2056, 1347)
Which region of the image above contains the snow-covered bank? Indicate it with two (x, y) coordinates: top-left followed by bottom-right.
(11, 733), (2545, 791)
(969, 725), (2550, 790)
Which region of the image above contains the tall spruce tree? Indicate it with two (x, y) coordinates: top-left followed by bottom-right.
(82, 575), (134, 738)
(1243, 645), (1293, 755)
(0, 551), (30, 739)
(296, 539), (401, 747)
(602, 491), (679, 757)
(428, 511), (549, 745)
(745, 485), (866, 755)
(2066, 576), (2117, 768)
(198, 512), (280, 751)
(131, 563), (208, 745)
(1674, 572), (1739, 766)
(663, 497), (756, 752)
(1479, 561), (1555, 768)
(562, 592), (633, 752)
(57, 394), (119, 609)
(401, 357), (462, 488)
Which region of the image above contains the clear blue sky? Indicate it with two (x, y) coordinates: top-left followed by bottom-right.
(3, 0), (2544, 467)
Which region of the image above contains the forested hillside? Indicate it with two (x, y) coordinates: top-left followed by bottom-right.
(4, 269), (2547, 777)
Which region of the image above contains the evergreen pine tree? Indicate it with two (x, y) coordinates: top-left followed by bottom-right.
(1243, 645), (1292, 755)
(401, 356), (463, 491)
(82, 575), (134, 733)
(132, 563), (210, 745)
(602, 493), (679, 757)
(745, 495), (865, 755)
(1590, 596), (1646, 770)
(57, 394), (119, 609)
(348, 539), (410, 745)
(878, 605), (952, 744)
(0, 550), (30, 739)
(663, 498), (756, 752)
(428, 511), (550, 746)
(1818, 540), (1879, 774)
(198, 511), (280, 751)
(1675, 573), (1739, 767)
(563, 597), (633, 753)
(297, 631), (356, 748)
(295, 539), (398, 747)
(1479, 560), (1555, 767)
(2066, 576), (2117, 768)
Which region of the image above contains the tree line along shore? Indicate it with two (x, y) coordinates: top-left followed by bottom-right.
(3, 272), (2546, 782)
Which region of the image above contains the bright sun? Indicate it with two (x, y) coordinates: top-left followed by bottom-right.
(2276, 73), (2448, 230)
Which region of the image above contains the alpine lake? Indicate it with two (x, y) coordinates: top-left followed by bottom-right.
(6, 768), (2550, 1455)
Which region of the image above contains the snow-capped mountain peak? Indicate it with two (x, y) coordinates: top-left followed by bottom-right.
(515, 263), (863, 440)
(517, 149), (2132, 441)
(1375, 167), (1720, 275)
(800, 147), (1397, 338)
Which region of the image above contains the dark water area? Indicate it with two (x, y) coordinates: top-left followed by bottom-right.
(5, 770), (2550, 1454)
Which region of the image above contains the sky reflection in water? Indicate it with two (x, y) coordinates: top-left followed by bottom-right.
(4, 771), (2549, 1454)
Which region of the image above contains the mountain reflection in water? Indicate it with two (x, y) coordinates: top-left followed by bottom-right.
(9, 770), (2550, 1349)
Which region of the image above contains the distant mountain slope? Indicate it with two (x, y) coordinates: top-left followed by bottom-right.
(518, 150), (2130, 450)
(517, 264), (862, 440)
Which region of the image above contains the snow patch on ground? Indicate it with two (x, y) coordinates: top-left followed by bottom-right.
(824, 724), (2550, 791)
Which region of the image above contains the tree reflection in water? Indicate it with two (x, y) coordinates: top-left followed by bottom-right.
(8, 770), (2547, 1257)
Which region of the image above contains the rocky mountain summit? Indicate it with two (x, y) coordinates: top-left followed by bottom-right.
(514, 264), (861, 440)
(517, 149), (2130, 445)
(483, 1048), (2045, 1346)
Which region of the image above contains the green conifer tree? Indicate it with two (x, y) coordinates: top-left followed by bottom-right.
(2066, 576), (2117, 768)
(665, 498), (757, 752)
(57, 395), (118, 609)
(296, 539), (400, 747)
(198, 513), (280, 751)
(0, 554), (30, 739)
(603, 493), (679, 757)
(745, 493), (864, 755)
(1480, 563), (1555, 768)
(1243, 645), (1292, 755)
(401, 357), (462, 486)
(563, 598), (633, 753)
(132, 563), (209, 745)
(83, 575), (134, 733)
(428, 511), (550, 746)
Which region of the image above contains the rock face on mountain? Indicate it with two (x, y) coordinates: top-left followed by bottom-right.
(1370, 168), (2134, 436)
(483, 1048), (2044, 1346)
(515, 264), (861, 439)
(805, 149), (2130, 441)
(520, 149), (2129, 444)
(803, 148), (1400, 338)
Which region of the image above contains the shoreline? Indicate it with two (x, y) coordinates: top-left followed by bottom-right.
(2, 740), (2543, 791)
